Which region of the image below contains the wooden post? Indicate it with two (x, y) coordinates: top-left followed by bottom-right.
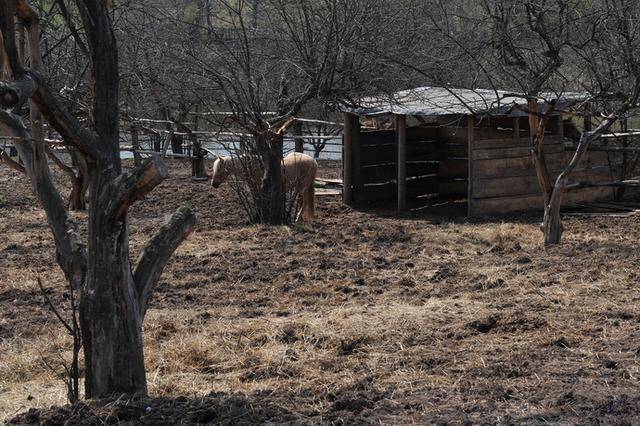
(343, 113), (357, 205)
(557, 114), (564, 139)
(293, 121), (304, 153)
(467, 115), (475, 217)
(513, 116), (520, 139)
(396, 114), (407, 212)
(130, 125), (142, 167)
(616, 117), (629, 201)
(151, 133), (161, 152)
(584, 109), (592, 132)
(161, 130), (172, 158)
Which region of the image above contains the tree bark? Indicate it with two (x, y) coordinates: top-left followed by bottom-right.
(528, 100), (553, 206)
(81, 156), (191, 398)
(542, 114), (619, 245)
(46, 147), (88, 211)
(81, 180), (147, 396)
(2, 0), (197, 399)
(257, 132), (285, 224)
(191, 136), (207, 179)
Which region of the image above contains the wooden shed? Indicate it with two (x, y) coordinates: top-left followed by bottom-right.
(342, 86), (613, 216)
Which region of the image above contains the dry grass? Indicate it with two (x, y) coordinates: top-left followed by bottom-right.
(2, 160), (640, 423)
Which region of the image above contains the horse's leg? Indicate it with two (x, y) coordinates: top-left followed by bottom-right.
(306, 166), (317, 222)
(303, 182), (314, 223)
(296, 188), (306, 223)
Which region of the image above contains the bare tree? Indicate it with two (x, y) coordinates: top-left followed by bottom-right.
(161, 0), (399, 223)
(542, 0), (640, 243)
(0, 0), (195, 398)
(426, 0), (640, 244)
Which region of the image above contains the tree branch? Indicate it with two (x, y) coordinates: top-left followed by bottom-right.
(76, 0), (119, 144)
(0, 146), (25, 173)
(134, 206), (196, 316)
(0, 73), (36, 109)
(46, 145), (76, 181)
(1, 1), (100, 160)
(0, 109), (87, 287)
(109, 155), (168, 218)
(28, 71), (101, 159)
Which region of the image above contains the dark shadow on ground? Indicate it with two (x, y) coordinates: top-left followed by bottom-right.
(8, 388), (640, 425)
(344, 188), (640, 227)
(5, 384), (400, 425)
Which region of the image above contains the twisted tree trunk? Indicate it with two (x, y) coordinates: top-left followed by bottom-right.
(1, 0), (196, 398)
(542, 115), (620, 245)
(257, 132), (285, 224)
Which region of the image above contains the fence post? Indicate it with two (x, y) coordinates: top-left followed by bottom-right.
(343, 113), (359, 205)
(396, 114), (407, 212)
(293, 121), (304, 153)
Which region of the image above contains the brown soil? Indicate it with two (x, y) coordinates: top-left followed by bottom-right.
(2, 159), (640, 424)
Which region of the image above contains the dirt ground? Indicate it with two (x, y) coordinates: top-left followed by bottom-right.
(2, 159), (640, 424)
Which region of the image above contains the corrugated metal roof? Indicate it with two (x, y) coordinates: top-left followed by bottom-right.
(347, 86), (585, 117)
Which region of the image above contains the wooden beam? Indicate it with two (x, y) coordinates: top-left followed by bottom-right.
(587, 145), (640, 153)
(396, 115), (407, 212)
(512, 116), (520, 139)
(584, 110), (592, 132)
(467, 115), (475, 216)
(342, 113), (357, 205)
(598, 130), (640, 139)
(557, 113), (564, 138)
(293, 121), (304, 153)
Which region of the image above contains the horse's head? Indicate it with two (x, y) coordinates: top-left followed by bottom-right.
(211, 156), (229, 188)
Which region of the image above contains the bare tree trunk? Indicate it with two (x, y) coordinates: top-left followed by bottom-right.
(191, 107), (206, 179)
(257, 132), (285, 224)
(68, 149), (89, 210)
(542, 114), (620, 245)
(1, 0), (196, 399)
(528, 100), (553, 206)
(191, 135), (207, 179)
(81, 166), (147, 396)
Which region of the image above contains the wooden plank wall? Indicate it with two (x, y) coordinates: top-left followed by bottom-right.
(350, 114), (613, 213)
(469, 132), (614, 215)
(438, 125), (469, 198)
(357, 126), (440, 203)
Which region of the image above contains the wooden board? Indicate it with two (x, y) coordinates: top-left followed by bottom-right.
(407, 175), (439, 197)
(472, 167), (611, 199)
(439, 127), (468, 143)
(439, 180), (467, 196)
(473, 128), (514, 141)
(360, 130), (395, 146)
(473, 135), (563, 150)
(472, 143), (563, 161)
(443, 143), (468, 157)
(470, 187), (614, 215)
(473, 152), (566, 179)
(361, 144), (395, 166)
(357, 182), (395, 203)
(361, 161), (438, 184)
(407, 140), (439, 156)
(407, 126), (440, 141)
(361, 140), (438, 167)
(358, 175), (439, 203)
(439, 159), (468, 178)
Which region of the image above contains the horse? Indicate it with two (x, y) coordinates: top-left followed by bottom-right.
(211, 152), (318, 222)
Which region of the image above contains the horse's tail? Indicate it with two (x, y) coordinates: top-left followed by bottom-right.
(302, 160), (317, 222)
